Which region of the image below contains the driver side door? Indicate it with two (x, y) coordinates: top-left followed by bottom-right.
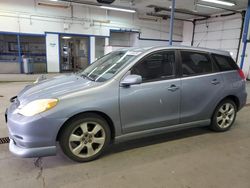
(119, 50), (181, 133)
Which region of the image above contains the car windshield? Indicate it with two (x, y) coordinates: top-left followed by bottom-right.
(79, 50), (143, 82)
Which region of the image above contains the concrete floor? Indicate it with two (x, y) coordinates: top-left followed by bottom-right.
(0, 80), (250, 188)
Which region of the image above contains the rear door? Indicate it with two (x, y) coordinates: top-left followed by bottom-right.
(179, 50), (224, 123)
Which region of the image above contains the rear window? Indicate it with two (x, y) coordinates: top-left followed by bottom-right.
(212, 54), (238, 71)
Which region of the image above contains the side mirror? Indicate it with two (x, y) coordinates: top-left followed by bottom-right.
(121, 74), (142, 87)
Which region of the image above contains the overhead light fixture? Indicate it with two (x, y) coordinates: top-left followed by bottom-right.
(62, 36), (72, 39)
(49, 0), (58, 1)
(201, 0), (235, 6)
(100, 6), (136, 13)
(196, 3), (222, 9)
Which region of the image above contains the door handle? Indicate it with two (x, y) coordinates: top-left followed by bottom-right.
(168, 85), (179, 92)
(211, 79), (220, 85)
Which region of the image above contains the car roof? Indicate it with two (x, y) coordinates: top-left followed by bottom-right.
(120, 45), (231, 57)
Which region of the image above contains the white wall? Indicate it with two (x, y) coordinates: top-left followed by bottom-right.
(89, 36), (95, 64)
(46, 33), (60, 72)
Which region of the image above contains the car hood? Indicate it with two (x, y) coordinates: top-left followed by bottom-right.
(17, 74), (100, 105)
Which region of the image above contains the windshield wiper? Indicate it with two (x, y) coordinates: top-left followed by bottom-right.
(80, 73), (95, 81)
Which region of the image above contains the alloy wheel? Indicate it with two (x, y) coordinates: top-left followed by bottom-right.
(216, 103), (235, 129)
(68, 122), (106, 158)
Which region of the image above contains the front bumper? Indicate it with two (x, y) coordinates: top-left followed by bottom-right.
(9, 139), (56, 158)
(6, 101), (66, 158)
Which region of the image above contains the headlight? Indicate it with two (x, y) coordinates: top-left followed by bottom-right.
(18, 99), (58, 117)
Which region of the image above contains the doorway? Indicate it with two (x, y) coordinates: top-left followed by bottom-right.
(60, 35), (89, 72)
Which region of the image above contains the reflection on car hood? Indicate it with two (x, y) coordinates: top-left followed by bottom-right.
(17, 74), (99, 104)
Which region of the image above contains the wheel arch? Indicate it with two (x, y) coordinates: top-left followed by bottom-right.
(56, 111), (116, 142)
(211, 95), (240, 118)
(219, 95), (240, 110)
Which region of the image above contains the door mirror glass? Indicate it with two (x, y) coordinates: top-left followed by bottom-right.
(121, 74), (142, 87)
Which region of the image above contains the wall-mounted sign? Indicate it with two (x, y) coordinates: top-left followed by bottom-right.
(49, 42), (56, 47)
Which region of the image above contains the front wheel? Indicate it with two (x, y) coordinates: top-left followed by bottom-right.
(59, 114), (111, 162)
(210, 99), (237, 132)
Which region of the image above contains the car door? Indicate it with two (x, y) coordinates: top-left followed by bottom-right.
(179, 50), (224, 123)
(119, 50), (181, 133)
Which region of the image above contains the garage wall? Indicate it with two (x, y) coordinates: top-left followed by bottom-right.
(193, 14), (242, 61)
(109, 31), (181, 48)
(0, 0), (183, 42)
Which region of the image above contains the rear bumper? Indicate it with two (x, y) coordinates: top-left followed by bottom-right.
(239, 91), (248, 110)
(9, 139), (56, 158)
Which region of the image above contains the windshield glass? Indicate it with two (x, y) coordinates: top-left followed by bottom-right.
(79, 50), (142, 82)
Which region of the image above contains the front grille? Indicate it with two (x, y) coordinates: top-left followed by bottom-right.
(0, 137), (10, 144)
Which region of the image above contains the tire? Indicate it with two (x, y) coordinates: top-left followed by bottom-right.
(59, 113), (111, 162)
(210, 99), (237, 132)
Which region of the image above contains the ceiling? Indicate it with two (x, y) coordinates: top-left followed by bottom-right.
(74, 0), (248, 19)
(114, 0), (247, 13)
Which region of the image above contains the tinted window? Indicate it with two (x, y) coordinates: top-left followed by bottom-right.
(131, 51), (175, 82)
(212, 54), (238, 71)
(181, 51), (212, 76)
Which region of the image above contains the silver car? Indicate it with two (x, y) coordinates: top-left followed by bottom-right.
(5, 46), (247, 162)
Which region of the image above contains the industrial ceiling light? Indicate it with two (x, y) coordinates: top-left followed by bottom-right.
(201, 0), (235, 6)
(62, 36), (72, 39)
(196, 3), (222, 9)
(100, 6), (136, 13)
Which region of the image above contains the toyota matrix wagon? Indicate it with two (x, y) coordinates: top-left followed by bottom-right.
(6, 46), (247, 162)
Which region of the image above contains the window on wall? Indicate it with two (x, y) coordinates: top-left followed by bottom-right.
(181, 51), (213, 76)
(19, 36), (46, 73)
(131, 51), (175, 82)
(0, 34), (19, 63)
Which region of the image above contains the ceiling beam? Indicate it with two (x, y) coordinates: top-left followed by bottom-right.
(147, 13), (193, 22)
(147, 5), (210, 18)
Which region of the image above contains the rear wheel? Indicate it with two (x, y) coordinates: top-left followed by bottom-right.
(59, 114), (111, 162)
(210, 99), (237, 132)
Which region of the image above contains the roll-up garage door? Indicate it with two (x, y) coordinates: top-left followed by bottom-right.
(193, 14), (242, 61)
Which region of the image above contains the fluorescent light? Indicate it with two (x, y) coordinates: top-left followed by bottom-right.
(100, 6), (136, 13)
(196, 3), (222, 9)
(62, 36), (72, 39)
(201, 0), (235, 6)
(49, 0), (58, 1)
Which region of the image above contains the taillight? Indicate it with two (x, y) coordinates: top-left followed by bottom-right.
(238, 69), (246, 80)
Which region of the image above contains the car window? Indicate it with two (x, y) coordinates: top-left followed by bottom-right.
(181, 51), (213, 76)
(131, 51), (175, 82)
(80, 50), (142, 82)
(212, 54), (238, 71)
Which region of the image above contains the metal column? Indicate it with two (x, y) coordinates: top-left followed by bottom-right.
(240, 0), (250, 69)
(169, 0), (176, 45)
(17, 35), (23, 73)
